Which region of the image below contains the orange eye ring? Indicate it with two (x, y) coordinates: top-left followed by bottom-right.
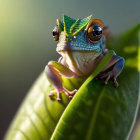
(85, 19), (104, 31)
(86, 19), (104, 42)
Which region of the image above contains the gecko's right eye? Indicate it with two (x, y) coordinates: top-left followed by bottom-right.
(52, 19), (60, 41)
(52, 26), (59, 41)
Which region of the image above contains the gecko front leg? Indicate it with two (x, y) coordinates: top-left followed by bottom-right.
(99, 51), (125, 87)
(45, 60), (78, 101)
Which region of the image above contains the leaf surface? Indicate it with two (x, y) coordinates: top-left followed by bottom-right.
(5, 24), (140, 140)
(51, 24), (140, 140)
(132, 119), (140, 140)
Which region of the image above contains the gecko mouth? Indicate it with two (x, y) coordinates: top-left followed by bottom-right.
(57, 39), (101, 51)
(56, 44), (101, 54)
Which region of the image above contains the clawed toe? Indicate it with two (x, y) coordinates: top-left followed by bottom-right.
(48, 88), (77, 101)
(114, 78), (119, 88)
(63, 88), (77, 96)
(57, 97), (61, 102)
(48, 89), (57, 98)
(98, 71), (119, 88)
(104, 75), (111, 85)
(68, 95), (73, 99)
(48, 93), (53, 98)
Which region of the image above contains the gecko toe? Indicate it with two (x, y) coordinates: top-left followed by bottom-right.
(57, 98), (61, 102)
(49, 88), (77, 101)
(48, 93), (53, 98)
(68, 96), (73, 99)
(105, 75), (111, 85)
(98, 71), (119, 87)
(114, 78), (119, 88)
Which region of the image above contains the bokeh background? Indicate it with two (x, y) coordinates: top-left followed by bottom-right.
(0, 0), (139, 139)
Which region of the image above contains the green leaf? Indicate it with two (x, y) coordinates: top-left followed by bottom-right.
(4, 52), (112, 140)
(4, 72), (87, 140)
(51, 24), (140, 140)
(4, 24), (140, 140)
(132, 119), (140, 140)
(50, 25), (140, 140)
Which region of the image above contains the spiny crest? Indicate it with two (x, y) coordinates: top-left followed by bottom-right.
(60, 15), (92, 36)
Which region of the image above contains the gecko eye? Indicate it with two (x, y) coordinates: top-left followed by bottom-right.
(52, 26), (59, 41)
(86, 19), (104, 42)
(87, 25), (102, 41)
(52, 19), (60, 41)
(92, 26), (102, 36)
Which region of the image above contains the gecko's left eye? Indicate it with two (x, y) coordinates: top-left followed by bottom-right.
(87, 25), (102, 41)
(86, 19), (104, 42)
(92, 26), (102, 36)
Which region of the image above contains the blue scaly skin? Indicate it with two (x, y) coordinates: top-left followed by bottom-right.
(45, 15), (125, 101)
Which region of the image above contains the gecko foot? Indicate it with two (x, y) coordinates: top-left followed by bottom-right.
(48, 88), (77, 101)
(99, 71), (119, 88)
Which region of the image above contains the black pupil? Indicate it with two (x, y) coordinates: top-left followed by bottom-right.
(93, 26), (102, 36)
(52, 30), (57, 36)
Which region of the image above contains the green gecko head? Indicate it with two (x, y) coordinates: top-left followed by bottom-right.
(52, 15), (104, 53)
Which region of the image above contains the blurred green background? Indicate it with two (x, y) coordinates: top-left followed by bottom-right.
(0, 0), (139, 139)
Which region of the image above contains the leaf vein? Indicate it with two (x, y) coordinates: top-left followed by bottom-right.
(13, 128), (30, 140)
(86, 89), (105, 140)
